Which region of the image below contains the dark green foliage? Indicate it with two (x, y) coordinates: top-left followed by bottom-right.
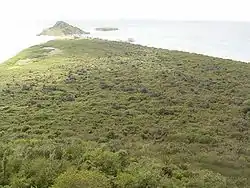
(1, 152), (7, 185)
(0, 39), (250, 187)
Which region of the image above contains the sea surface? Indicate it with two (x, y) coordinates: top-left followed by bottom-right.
(1, 20), (250, 63)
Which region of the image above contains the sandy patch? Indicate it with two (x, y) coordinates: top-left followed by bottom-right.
(43, 47), (63, 56)
(49, 48), (62, 56)
(16, 58), (32, 65)
(43, 47), (56, 50)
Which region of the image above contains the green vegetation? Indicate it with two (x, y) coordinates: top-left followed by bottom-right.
(0, 38), (250, 187)
(95, 27), (119, 31)
(37, 21), (90, 37)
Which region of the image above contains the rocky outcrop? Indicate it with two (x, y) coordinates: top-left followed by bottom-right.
(127, 38), (135, 43)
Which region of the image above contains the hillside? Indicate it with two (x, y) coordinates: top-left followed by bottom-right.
(37, 21), (90, 37)
(0, 39), (250, 187)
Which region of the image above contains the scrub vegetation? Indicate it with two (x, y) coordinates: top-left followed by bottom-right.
(0, 39), (250, 187)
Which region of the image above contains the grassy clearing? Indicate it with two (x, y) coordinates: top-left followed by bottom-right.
(0, 39), (250, 187)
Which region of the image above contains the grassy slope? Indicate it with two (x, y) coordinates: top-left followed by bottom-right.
(0, 39), (250, 187)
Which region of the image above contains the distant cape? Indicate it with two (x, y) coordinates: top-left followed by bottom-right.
(37, 21), (90, 37)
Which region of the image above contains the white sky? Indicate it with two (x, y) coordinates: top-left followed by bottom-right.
(0, 0), (250, 21)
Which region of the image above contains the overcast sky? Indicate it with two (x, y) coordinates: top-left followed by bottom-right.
(0, 0), (249, 21)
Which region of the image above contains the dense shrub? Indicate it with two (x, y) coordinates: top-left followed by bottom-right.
(0, 39), (249, 187)
(52, 169), (111, 188)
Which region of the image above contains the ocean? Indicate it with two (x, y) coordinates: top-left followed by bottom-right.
(1, 20), (250, 63)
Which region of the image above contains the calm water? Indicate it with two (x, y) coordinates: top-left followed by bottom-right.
(1, 20), (250, 63)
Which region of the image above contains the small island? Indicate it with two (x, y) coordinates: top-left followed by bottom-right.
(95, 27), (119, 31)
(37, 21), (90, 37)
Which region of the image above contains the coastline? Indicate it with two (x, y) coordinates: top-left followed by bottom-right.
(1, 20), (250, 64)
(0, 34), (248, 64)
(0, 35), (55, 64)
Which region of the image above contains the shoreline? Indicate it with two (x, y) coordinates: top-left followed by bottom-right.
(0, 35), (55, 64)
(40, 35), (250, 63)
(0, 34), (248, 64)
